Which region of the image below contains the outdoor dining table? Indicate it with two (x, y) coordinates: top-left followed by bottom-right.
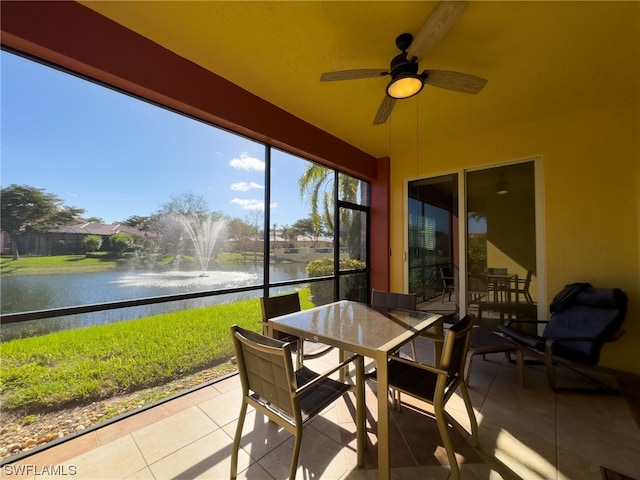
(270, 300), (443, 480)
(486, 272), (519, 303)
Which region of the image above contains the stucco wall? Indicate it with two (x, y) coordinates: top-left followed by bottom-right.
(389, 95), (640, 374)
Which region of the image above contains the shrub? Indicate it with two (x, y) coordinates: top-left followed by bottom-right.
(306, 257), (366, 303)
(83, 235), (103, 253)
(109, 233), (133, 255)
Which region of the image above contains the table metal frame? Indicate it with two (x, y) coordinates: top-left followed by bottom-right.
(270, 300), (442, 479)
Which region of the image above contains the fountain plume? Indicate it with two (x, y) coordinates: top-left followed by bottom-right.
(177, 213), (227, 275)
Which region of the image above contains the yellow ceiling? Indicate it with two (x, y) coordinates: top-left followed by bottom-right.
(80, 1), (639, 159)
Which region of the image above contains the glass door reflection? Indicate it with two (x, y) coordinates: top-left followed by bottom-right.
(408, 174), (459, 314)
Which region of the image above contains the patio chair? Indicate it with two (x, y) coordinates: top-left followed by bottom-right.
(230, 325), (362, 480)
(440, 266), (456, 302)
(370, 314), (479, 480)
(498, 286), (627, 393)
(371, 289), (436, 361)
(371, 288), (417, 311)
(485, 267), (511, 302)
(465, 302), (537, 387)
(467, 273), (488, 304)
(260, 292), (334, 368)
(509, 270), (534, 304)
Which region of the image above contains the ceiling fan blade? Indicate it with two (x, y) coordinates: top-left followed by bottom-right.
(424, 70), (487, 94)
(407, 1), (468, 62)
(373, 95), (397, 125)
(320, 69), (388, 82)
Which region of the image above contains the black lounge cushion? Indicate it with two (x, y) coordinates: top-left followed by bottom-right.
(574, 287), (627, 310)
(497, 326), (545, 351)
(499, 286), (627, 365)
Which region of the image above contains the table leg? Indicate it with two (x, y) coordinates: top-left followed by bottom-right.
(433, 319), (444, 367)
(355, 355), (365, 467)
(375, 352), (390, 480)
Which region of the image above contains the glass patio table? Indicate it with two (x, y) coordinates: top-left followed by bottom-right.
(270, 300), (442, 479)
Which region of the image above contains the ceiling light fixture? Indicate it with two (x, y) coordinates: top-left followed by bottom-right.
(495, 175), (509, 195)
(386, 72), (424, 99)
(385, 35), (425, 100)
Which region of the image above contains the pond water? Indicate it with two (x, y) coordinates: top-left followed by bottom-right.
(1, 263), (309, 340)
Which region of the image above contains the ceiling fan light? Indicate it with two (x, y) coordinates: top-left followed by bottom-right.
(386, 74), (424, 99)
(495, 178), (509, 195)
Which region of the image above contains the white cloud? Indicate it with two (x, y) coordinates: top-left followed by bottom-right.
(230, 181), (264, 192)
(229, 152), (264, 171)
(230, 198), (278, 211)
(230, 198), (264, 211)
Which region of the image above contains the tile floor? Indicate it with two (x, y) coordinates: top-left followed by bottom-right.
(4, 341), (640, 480)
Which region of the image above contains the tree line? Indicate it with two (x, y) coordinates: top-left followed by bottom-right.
(0, 185), (333, 259)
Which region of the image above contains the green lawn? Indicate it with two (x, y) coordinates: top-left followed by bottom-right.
(0, 252), (264, 276)
(0, 254), (127, 275)
(0, 289), (314, 414)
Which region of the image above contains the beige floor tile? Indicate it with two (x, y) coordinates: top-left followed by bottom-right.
(478, 419), (557, 480)
(235, 461), (276, 479)
(556, 393), (639, 439)
(96, 405), (170, 445)
(62, 435), (147, 480)
(310, 403), (349, 445)
(124, 466), (155, 479)
(132, 406), (218, 465)
(257, 428), (348, 480)
(556, 447), (611, 480)
(212, 373), (241, 394)
(558, 426), (640, 477)
(161, 384), (221, 415)
(340, 467), (380, 480)
(148, 428), (252, 479)
(479, 387), (557, 443)
(388, 465), (450, 480)
(198, 386), (245, 428)
(220, 409), (292, 462)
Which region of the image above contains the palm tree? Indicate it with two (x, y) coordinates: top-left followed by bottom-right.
(297, 164), (360, 236)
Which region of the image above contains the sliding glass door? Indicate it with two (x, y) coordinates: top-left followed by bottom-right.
(466, 162), (538, 327)
(407, 174), (459, 313)
(408, 160), (539, 324)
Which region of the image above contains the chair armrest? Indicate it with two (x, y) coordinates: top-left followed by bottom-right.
(544, 330), (625, 364)
(263, 321), (299, 342)
(498, 324), (544, 350)
(388, 355), (447, 377)
(420, 332), (445, 343)
(545, 329), (625, 349)
(295, 354), (361, 395)
(503, 319), (549, 327)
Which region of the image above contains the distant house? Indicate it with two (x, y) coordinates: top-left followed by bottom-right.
(3, 222), (146, 256)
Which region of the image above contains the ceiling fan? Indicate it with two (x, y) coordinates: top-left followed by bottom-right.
(320, 1), (487, 125)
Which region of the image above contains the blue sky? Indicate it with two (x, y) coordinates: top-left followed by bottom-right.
(1, 51), (312, 227)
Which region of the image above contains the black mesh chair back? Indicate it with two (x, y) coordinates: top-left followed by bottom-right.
(260, 292), (301, 340)
(371, 289), (417, 310)
(439, 266), (456, 302)
(260, 292), (335, 367)
(444, 316), (472, 386)
(371, 289), (422, 362)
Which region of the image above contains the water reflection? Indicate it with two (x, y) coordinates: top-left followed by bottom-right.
(1, 263), (308, 340)
(112, 270), (256, 289)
